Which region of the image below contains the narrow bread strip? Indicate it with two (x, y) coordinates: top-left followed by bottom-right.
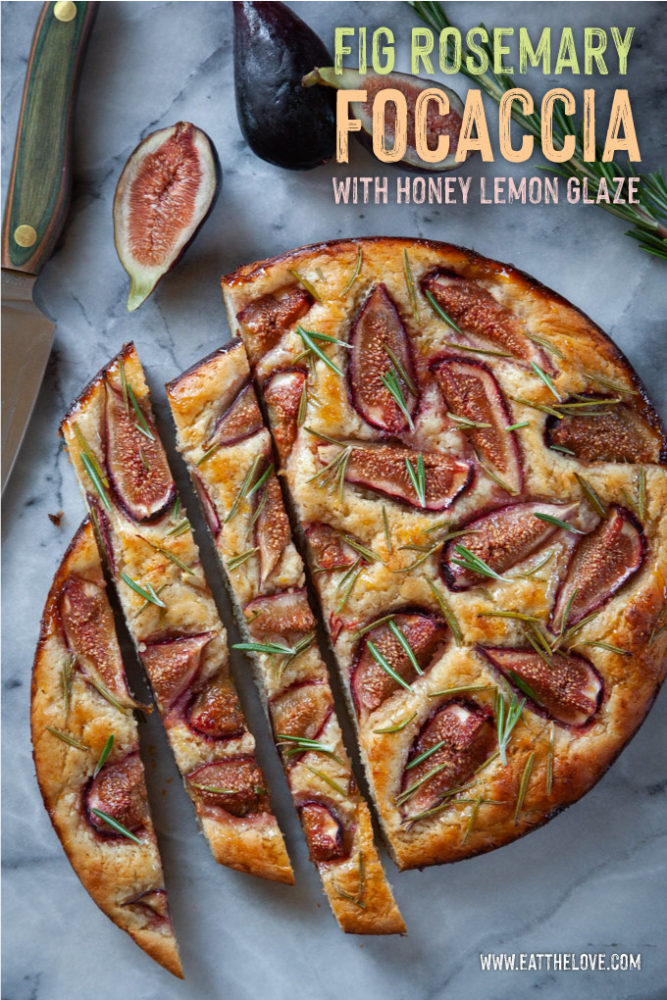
(166, 342), (405, 934)
(31, 520), (183, 977)
(60, 344), (293, 884)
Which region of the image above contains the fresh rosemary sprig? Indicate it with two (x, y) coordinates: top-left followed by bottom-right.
(121, 572), (166, 608)
(388, 619), (422, 675)
(424, 288), (464, 334)
(289, 267), (323, 303)
(506, 669), (543, 706)
(495, 689), (525, 765)
(306, 435), (352, 503)
(47, 726), (89, 751)
(226, 547), (259, 571)
(80, 452), (112, 511)
(451, 544), (509, 583)
(367, 641), (413, 692)
(296, 325), (350, 376)
(405, 453), (426, 507)
(224, 455), (270, 523)
(336, 557), (363, 612)
(409, 1), (667, 260)
(530, 361), (561, 401)
(402, 249), (420, 318)
(343, 535), (380, 563)
(90, 808), (142, 844)
(233, 640), (295, 657)
(384, 343), (418, 397)
(277, 734), (343, 764)
(514, 751), (536, 824)
(533, 512), (584, 534)
(373, 711), (417, 734)
(342, 247), (363, 295)
(352, 613), (396, 641)
(382, 369), (415, 431)
(93, 734), (114, 777)
(406, 739), (445, 770)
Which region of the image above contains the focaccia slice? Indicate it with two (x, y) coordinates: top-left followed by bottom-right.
(32, 520), (183, 977)
(60, 344), (292, 884)
(166, 342), (405, 934)
(223, 237), (667, 870)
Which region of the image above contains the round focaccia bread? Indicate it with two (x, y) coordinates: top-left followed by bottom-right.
(31, 520), (183, 977)
(222, 237), (667, 870)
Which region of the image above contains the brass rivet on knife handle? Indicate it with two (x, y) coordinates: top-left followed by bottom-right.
(1, 2), (98, 275)
(54, 1), (77, 22)
(13, 224), (38, 248)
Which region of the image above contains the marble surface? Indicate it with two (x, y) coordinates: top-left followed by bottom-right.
(2, 2), (666, 998)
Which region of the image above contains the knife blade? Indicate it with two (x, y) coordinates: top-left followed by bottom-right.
(1, 1), (97, 491)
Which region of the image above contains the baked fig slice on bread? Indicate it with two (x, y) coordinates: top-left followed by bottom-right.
(225, 237), (667, 870)
(167, 340), (405, 934)
(32, 521), (183, 977)
(61, 344), (292, 885)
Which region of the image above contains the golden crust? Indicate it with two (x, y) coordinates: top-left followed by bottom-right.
(60, 344), (293, 885)
(166, 343), (405, 934)
(31, 520), (183, 978)
(223, 237), (667, 870)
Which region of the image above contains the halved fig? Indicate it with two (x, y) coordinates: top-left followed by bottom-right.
(264, 369), (307, 462)
(187, 675), (245, 741)
(305, 522), (359, 571)
(546, 396), (662, 463)
(351, 610), (448, 715)
(141, 632), (214, 711)
(86, 752), (149, 836)
(303, 67), (465, 172)
(421, 270), (549, 367)
(299, 802), (347, 863)
(244, 589), (316, 641)
(348, 284), (418, 434)
(234, 2), (335, 170)
(204, 382), (262, 450)
(187, 757), (267, 817)
(400, 702), (495, 820)
(113, 122), (220, 311)
(431, 356), (522, 493)
(478, 646), (603, 728)
(317, 442), (472, 511)
(237, 286), (313, 366)
(105, 380), (175, 522)
(550, 505), (645, 632)
(270, 681), (333, 744)
(192, 472), (221, 537)
(440, 500), (589, 591)
(121, 889), (170, 924)
(254, 475), (291, 585)
(59, 575), (131, 700)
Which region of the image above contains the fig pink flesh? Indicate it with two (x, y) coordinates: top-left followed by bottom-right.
(264, 369), (307, 461)
(421, 270), (550, 369)
(348, 283), (418, 434)
(299, 802), (347, 862)
(550, 504), (644, 631)
(244, 589), (316, 641)
(87, 752), (149, 835)
(440, 500), (581, 590)
(237, 287), (312, 366)
(59, 575), (130, 699)
(105, 381), (175, 522)
(431, 356), (522, 493)
(187, 675), (245, 740)
(352, 612), (448, 715)
(401, 702), (495, 819)
(317, 443), (472, 511)
(205, 382), (262, 449)
(305, 522), (360, 571)
(141, 632), (213, 711)
(270, 681), (333, 744)
(187, 757), (267, 817)
(546, 397), (661, 463)
(255, 475), (291, 585)
(479, 647), (603, 728)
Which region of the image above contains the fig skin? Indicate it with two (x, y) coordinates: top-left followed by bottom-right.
(233, 2), (335, 170)
(113, 121), (220, 311)
(304, 67), (466, 173)
(545, 395), (662, 464)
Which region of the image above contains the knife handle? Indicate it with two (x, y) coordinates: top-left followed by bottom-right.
(1, 1), (98, 275)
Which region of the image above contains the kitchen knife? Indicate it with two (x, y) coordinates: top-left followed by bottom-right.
(1, 1), (97, 491)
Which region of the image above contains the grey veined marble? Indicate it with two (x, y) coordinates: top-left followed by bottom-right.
(2, 3), (666, 999)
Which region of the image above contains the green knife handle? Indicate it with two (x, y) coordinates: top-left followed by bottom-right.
(1, 1), (98, 275)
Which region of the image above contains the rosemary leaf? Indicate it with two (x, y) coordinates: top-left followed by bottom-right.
(224, 455), (261, 523)
(61, 654), (75, 715)
(451, 544), (509, 583)
(405, 739), (445, 770)
(514, 751), (536, 825)
(546, 725), (554, 795)
(381, 368), (415, 430)
(302, 763), (347, 798)
(525, 334), (564, 360)
(462, 795), (483, 844)
(405, 453), (426, 507)
(138, 536), (195, 575)
(165, 518), (190, 538)
(343, 535), (380, 563)
(388, 619), (423, 675)
(227, 547), (259, 571)
(382, 504), (392, 553)
(87, 676), (130, 714)
(574, 473), (606, 517)
(197, 443), (220, 467)
(429, 684), (494, 699)
(373, 712), (417, 734)
(81, 452), (111, 511)
(93, 734), (114, 777)
(297, 381), (308, 426)
(127, 383), (156, 441)
(384, 342), (418, 396)
(533, 512), (584, 534)
(296, 325), (344, 376)
(289, 267), (322, 303)
(550, 444), (576, 456)
(352, 613), (396, 641)
(402, 249), (419, 318)
(444, 341), (513, 359)
(447, 412), (491, 430)
(333, 850), (366, 909)
(506, 421), (531, 431)
(47, 726), (89, 751)
(427, 580), (463, 645)
(90, 808), (142, 844)
(121, 572), (166, 607)
(477, 459), (519, 495)
(367, 641), (413, 692)
(638, 468), (647, 520)
(506, 669), (542, 706)
(341, 247), (363, 295)
(530, 361), (561, 401)
(335, 561), (362, 613)
(424, 289), (464, 335)
(573, 639), (630, 656)
(233, 640), (294, 656)
(496, 689), (525, 766)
